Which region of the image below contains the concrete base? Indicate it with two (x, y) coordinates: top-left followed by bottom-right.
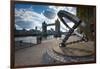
(53, 41), (94, 57)
(43, 36), (95, 64)
(52, 36), (94, 57)
(43, 48), (94, 64)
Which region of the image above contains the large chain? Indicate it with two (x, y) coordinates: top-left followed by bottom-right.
(63, 34), (88, 45)
(65, 39), (83, 45)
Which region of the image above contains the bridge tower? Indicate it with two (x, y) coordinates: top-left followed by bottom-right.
(42, 21), (47, 39)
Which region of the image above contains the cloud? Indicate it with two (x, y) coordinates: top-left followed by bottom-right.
(15, 5), (76, 32)
(15, 6), (58, 30)
(15, 7), (47, 30)
(15, 24), (23, 30)
(48, 6), (76, 15)
(43, 10), (56, 19)
(48, 6), (77, 31)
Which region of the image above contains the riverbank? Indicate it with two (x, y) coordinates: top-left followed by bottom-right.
(15, 35), (95, 67)
(15, 41), (37, 50)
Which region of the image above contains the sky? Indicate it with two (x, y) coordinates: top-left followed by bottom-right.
(15, 3), (76, 32)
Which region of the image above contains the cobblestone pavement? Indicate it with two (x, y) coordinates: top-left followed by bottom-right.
(15, 35), (95, 66)
(15, 39), (55, 66)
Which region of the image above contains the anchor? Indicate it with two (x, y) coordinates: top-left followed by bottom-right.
(43, 9), (95, 64)
(57, 10), (88, 47)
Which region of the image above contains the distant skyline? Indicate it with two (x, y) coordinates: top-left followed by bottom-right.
(15, 3), (76, 32)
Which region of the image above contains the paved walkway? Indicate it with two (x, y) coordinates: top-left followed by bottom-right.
(15, 39), (55, 66)
(15, 35), (95, 67)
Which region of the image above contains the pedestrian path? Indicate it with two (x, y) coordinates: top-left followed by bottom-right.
(15, 39), (54, 67)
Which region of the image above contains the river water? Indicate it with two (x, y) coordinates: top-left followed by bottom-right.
(15, 35), (54, 44)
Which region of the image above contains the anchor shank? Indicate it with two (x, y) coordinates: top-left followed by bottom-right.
(58, 10), (82, 47)
(61, 21), (81, 47)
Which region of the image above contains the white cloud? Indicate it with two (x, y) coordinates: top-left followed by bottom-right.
(15, 5), (76, 32)
(15, 6), (59, 31)
(48, 6), (77, 32)
(15, 7), (47, 30)
(15, 24), (23, 30)
(48, 6), (76, 15)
